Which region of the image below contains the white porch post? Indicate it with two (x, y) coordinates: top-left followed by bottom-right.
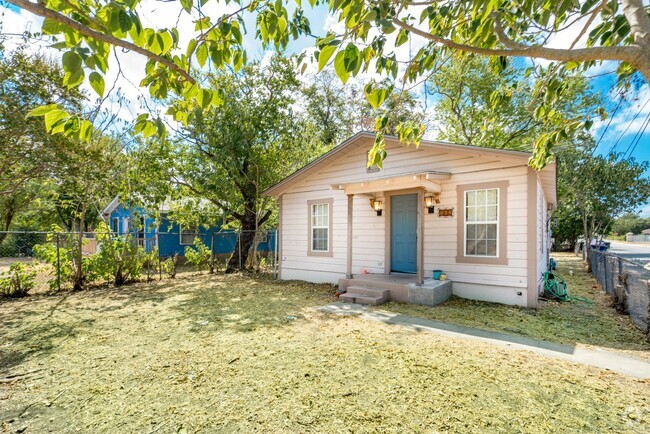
(417, 188), (424, 286)
(346, 194), (354, 279)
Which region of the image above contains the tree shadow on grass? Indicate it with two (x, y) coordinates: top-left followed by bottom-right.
(0, 273), (337, 374)
(0, 311), (90, 373)
(168, 274), (337, 333)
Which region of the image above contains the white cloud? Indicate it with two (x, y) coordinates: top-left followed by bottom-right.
(592, 84), (650, 154)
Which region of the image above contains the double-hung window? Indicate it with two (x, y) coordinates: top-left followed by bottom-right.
(308, 199), (333, 256)
(111, 217), (119, 234)
(457, 182), (508, 265)
(180, 226), (197, 245)
(465, 188), (499, 257)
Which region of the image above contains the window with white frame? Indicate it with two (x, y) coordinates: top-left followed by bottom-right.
(180, 226), (197, 245)
(465, 188), (499, 257)
(311, 203), (330, 252)
(111, 217), (119, 234)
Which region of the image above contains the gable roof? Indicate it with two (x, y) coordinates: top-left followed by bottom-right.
(101, 196), (120, 216)
(263, 132), (556, 204)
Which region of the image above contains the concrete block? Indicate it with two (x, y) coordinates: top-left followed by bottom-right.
(407, 280), (452, 306)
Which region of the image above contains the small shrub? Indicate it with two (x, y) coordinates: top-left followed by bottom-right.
(142, 248), (160, 282)
(0, 262), (37, 297)
(95, 226), (145, 286)
(185, 237), (211, 273)
(33, 228), (78, 290)
(161, 254), (178, 278)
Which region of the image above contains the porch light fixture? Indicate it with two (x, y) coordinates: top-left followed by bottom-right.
(369, 198), (383, 216)
(424, 195), (436, 214)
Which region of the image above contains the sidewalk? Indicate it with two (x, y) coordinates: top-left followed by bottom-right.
(317, 302), (650, 379)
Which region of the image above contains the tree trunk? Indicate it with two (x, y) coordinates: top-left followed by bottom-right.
(583, 213), (592, 272)
(226, 210), (257, 273)
(0, 197), (17, 246)
(73, 205), (87, 291)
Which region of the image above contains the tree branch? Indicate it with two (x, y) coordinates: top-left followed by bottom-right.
(622, 0), (650, 46)
(8, 0), (195, 84)
(392, 16), (640, 64)
(258, 209), (272, 227)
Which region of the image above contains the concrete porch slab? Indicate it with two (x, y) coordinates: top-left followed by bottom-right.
(339, 275), (453, 305)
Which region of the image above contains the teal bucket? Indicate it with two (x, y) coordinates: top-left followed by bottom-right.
(433, 270), (443, 280)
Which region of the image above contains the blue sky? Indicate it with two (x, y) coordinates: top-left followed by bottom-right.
(3, 1), (650, 214)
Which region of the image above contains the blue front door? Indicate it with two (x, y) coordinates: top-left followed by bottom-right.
(391, 194), (417, 273)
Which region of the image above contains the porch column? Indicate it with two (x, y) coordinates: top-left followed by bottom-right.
(417, 188), (424, 285)
(346, 194), (354, 278)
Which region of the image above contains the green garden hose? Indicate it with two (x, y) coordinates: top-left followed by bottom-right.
(543, 272), (592, 304)
(543, 272), (569, 301)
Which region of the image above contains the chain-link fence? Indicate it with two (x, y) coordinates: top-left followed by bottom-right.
(590, 249), (650, 341)
(0, 229), (278, 297)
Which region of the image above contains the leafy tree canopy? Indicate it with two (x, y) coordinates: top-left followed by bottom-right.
(0, 47), (87, 241)
(558, 140), (650, 265)
(610, 212), (650, 235)
(174, 55), (328, 271)
(7, 0), (650, 169)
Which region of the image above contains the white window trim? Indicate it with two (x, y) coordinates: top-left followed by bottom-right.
(179, 225), (197, 246)
(111, 217), (119, 233)
(307, 198), (333, 257)
(311, 203), (330, 252)
(463, 188), (500, 258)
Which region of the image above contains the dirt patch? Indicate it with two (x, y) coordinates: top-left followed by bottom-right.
(378, 253), (650, 360)
(1, 272), (649, 432)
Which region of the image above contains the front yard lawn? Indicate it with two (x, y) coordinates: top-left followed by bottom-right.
(379, 252), (650, 359)
(1, 269), (649, 432)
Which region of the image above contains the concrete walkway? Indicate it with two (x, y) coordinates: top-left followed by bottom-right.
(317, 302), (650, 379)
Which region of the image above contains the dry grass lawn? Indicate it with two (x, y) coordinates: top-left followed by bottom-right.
(1, 269), (649, 433)
(379, 253), (650, 359)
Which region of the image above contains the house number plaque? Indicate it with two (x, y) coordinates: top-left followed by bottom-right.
(438, 207), (454, 218)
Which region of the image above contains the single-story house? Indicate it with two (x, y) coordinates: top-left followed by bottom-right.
(101, 198), (276, 257)
(263, 132), (556, 308)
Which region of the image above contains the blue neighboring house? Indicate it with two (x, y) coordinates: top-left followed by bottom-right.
(101, 197), (276, 257)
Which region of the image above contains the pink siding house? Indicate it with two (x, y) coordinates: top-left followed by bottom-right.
(263, 132), (556, 308)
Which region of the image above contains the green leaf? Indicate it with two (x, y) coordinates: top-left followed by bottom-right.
(396, 29), (409, 47)
(186, 39), (198, 58)
(333, 51), (350, 83)
(364, 84), (390, 109)
(197, 89), (213, 109)
(317, 45), (337, 71)
(196, 44), (208, 67)
(159, 31), (173, 53)
(62, 51), (82, 73)
(42, 18), (62, 35)
(342, 43), (360, 74)
(117, 9), (132, 33)
(63, 68), (85, 88)
(180, 0), (193, 13)
(26, 103), (60, 118)
(44, 109), (68, 131)
(89, 72), (105, 97)
(78, 120), (94, 141)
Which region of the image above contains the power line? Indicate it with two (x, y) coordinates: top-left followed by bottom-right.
(593, 92), (624, 154)
(623, 109), (650, 159)
(607, 97), (650, 155)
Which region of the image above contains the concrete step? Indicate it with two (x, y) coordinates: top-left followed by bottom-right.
(339, 292), (387, 306)
(345, 286), (390, 299)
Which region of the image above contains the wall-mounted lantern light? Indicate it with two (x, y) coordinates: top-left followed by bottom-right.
(369, 198), (383, 216)
(424, 195), (436, 214)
